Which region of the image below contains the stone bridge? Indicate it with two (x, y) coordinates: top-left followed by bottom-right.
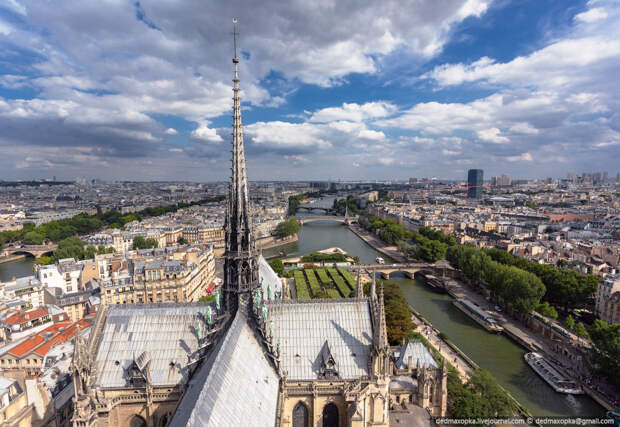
(298, 216), (357, 225)
(350, 262), (450, 279)
(2, 244), (58, 259)
(295, 205), (336, 214)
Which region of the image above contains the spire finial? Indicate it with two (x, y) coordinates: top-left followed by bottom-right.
(233, 18), (239, 61)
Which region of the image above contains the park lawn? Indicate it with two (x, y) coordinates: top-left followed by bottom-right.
(293, 270), (310, 299)
(326, 289), (341, 299)
(338, 268), (357, 291)
(327, 268), (351, 298)
(316, 268), (332, 285)
(304, 269), (322, 298)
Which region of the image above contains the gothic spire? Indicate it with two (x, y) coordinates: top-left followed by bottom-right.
(223, 19), (260, 315)
(355, 269), (363, 298)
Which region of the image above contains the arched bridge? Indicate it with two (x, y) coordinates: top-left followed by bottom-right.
(295, 205), (336, 214)
(2, 244), (58, 259)
(349, 262), (449, 279)
(298, 216), (357, 225)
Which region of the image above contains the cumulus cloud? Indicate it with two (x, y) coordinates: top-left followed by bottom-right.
(190, 122), (223, 143)
(506, 152), (533, 162)
(575, 7), (608, 23)
(477, 127), (509, 143)
(165, 128), (179, 135)
(310, 102), (397, 123)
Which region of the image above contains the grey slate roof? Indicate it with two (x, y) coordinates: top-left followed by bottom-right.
(95, 303), (210, 388)
(267, 298), (373, 380)
(170, 312), (279, 427)
(393, 339), (438, 370)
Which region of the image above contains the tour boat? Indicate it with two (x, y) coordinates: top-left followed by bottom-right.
(375, 257), (385, 264)
(453, 298), (503, 333)
(524, 352), (584, 395)
(416, 270), (446, 293)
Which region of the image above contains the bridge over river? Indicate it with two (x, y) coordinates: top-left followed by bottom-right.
(297, 215), (357, 225)
(349, 262), (452, 279)
(1, 244), (57, 259)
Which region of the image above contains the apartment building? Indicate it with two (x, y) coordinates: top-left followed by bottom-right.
(595, 273), (620, 324)
(100, 245), (215, 306)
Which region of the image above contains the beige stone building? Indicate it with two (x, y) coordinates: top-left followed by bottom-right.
(197, 224), (225, 246)
(0, 375), (33, 427)
(100, 245), (215, 306)
(595, 273), (620, 324)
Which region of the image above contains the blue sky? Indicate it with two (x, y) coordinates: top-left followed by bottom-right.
(0, 0), (618, 181)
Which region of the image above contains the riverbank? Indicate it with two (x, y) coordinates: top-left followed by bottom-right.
(445, 279), (616, 411)
(0, 254), (27, 264)
(347, 224), (406, 262)
(257, 234), (299, 251)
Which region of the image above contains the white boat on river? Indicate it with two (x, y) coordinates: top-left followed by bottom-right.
(524, 352), (583, 395)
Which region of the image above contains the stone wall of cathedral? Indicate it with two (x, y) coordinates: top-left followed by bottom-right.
(278, 380), (390, 427)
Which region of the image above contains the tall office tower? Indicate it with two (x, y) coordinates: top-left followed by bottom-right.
(467, 169), (484, 199)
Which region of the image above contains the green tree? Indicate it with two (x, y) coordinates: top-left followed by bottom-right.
(587, 320), (620, 386)
(275, 218), (300, 238)
(35, 256), (52, 265)
(23, 231), (45, 245)
(416, 240), (447, 262)
(574, 322), (589, 338)
(383, 281), (415, 344)
(51, 237), (86, 262)
(535, 302), (558, 319)
(564, 314), (575, 331)
(449, 369), (516, 420)
(268, 259), (284, 276)
(132, 236), (158, 250)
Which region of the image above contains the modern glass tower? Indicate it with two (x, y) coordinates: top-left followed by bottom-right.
(467, 169), (484, 199)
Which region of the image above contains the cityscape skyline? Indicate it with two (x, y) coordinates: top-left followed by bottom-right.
(0, 0), (619, 181)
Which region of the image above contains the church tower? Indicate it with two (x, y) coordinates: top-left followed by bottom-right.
(223, 19), (260, 315)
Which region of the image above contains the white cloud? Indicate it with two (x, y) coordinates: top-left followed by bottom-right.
(575, 7), (608, 23)
(246, 121), (331, 151)
(0, 18), (13, 35)
(190, 122), (222, 143)
(506, 152), (533, 162)
(477, 127), (508, 143)
(310, 102), (397, 123)
(509, 122), (539, 135)
(358, 129), (386, 140)
(165, 128), (178, 135)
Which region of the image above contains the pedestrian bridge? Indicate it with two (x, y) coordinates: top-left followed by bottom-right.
(2, 244), (57, 259)
(298, 216), (357, 225)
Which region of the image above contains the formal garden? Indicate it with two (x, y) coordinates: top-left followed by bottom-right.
(292, 267), (358, 300)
